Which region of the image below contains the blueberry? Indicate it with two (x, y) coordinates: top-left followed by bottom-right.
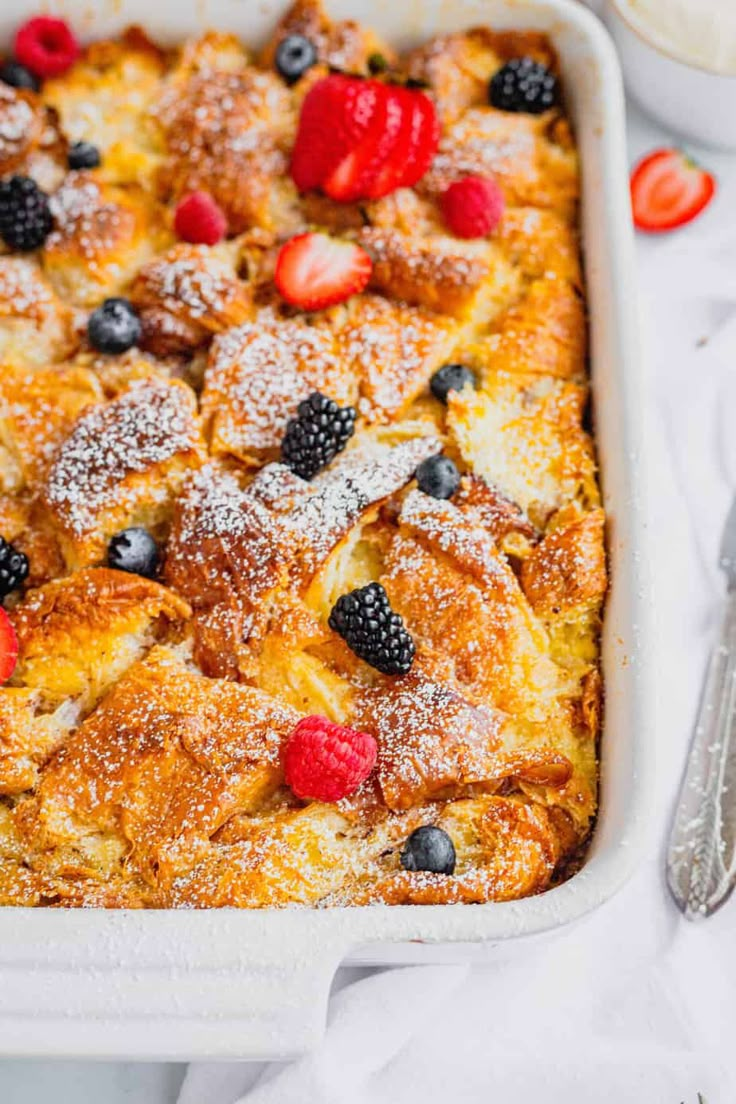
(430, 363), (477, 404)
(275, 34), (318, 84)
(401, 826), (456, 875)
(107, 528), (159, 578)
(68, 140), (102, 170)
(88, 297), (141, 354)
(0, 60), (40, 92)
(415, 454), (460, 500)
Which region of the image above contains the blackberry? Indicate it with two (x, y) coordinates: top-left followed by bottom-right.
(281, 392), (356, 480)
(108, 528), (159, 578)
(329, 582), (415, 676)
(401, 826), (456, 875)
(88, 297), (141, 354)
(0, 60), (41, 92)
(415, 454), (460, 500)
(0, 536), (29, 600)
(430, 363), (476, 405)
(0, 175), (53, 251)
(275, 34), (318, 84)
(489, 57), (559, 115)
(68, 140), (101, 170)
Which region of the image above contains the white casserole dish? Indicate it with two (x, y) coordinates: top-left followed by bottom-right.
(0, 0), (651, 1060)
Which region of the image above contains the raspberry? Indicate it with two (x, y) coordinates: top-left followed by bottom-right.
(284, 715), (377, 802)
(174, 191), (228, 245)
(14, 16), (80, 80)
(441, 175), (505, 239)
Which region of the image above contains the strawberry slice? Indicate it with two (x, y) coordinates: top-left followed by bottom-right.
(0, 608), (18, 684)
(366, 85), (417, 198)
(291, 75), (375, 193)
(290, 74), (440, 202)
(630, 148), (715, 232)
(274, 232), (372, 311)
(324, 83), (404, 202)
(400, 90), (440, 191)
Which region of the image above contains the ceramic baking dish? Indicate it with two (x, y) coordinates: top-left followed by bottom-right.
(0, 0), (651, 1060)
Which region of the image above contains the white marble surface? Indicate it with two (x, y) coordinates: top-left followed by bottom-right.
(2, 77), (736, 1104)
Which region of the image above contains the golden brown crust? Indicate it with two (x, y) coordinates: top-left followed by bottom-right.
(43, 28), (166, 187)
(521, 508), (607, 618)
(0, 363), (102, 493)
(202, 311), (355, 464)
(259, 0), (395, 75)
(461, 278), (587, 380)
(0, 85), (66, 188)
(131, 243), (254, 355)
(341, 797), (563, 905)
(0, 258), (79, 366)
(340, 294), (455, 422)
(419, 107), (579, 220)
(43, 174), (171, 307)
(402, 29), (557, 123)
(1, 570), (188, 793)
(453, 474), (538, 546)
(360, 226), (516, 320)
(154, 67), (299, 233)
(16, 647), (298, 892)
(42, 378), (205, 568)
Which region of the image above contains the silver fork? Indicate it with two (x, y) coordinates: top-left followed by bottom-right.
(667, 493), (736, 919)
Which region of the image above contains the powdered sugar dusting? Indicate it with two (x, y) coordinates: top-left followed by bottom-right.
(45, 379), (199, 534)
(0, 86), (35, 162)
(205, 312), (352, 454)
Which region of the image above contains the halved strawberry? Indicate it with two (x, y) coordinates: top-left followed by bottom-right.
(274, 232), (372, 311)
(630, 148), (715, 232)
(0, 608), (18, 685)
(290, 74), (440, 202)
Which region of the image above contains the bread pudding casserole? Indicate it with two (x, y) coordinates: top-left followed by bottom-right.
(0, 0), (606, 909)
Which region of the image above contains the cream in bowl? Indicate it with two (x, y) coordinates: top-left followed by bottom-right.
(606, 0), (736, 149)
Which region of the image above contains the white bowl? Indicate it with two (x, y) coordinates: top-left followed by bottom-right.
(605, 0), (736, 150)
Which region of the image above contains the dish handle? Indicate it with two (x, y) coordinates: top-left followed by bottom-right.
(0, 909), (353, 1059)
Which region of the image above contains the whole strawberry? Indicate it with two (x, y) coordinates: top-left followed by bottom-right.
(284, 715), (377, 802)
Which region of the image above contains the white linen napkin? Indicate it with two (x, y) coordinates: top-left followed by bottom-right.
(180, 109), (736, 1104)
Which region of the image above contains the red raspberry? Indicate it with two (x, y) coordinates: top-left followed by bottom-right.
(173, 191), (228, 245)
(14, 16), (80, 80)
(441, 175), (505, 239)
(284, 715), (377, 802)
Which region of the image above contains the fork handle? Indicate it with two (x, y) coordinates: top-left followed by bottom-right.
(667, 589), (736, 918)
